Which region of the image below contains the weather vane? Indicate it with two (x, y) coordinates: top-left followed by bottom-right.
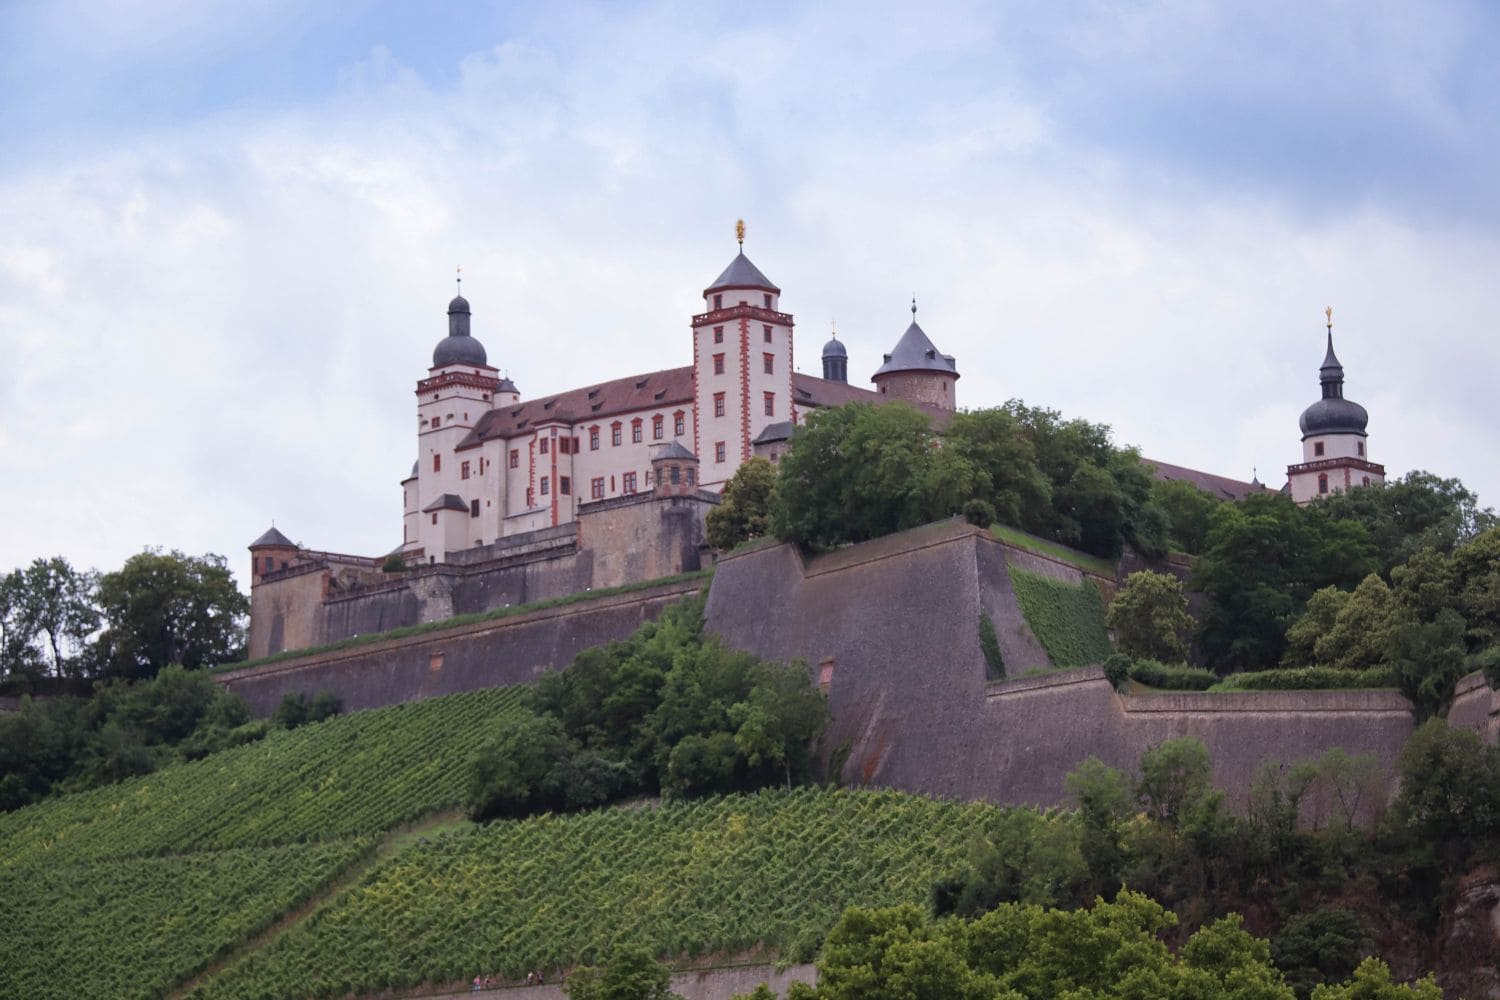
(735, 219), (745, 248)
(1325, 305), (1333, 331)
(456, 265), (463, 295)
(911, 295), (917, 317)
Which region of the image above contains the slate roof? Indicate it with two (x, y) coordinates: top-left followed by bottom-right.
(422, 493), (469, 513)
(1145, 458), (1272, 502)
(250, 526), (295, 548)
(652, 440), (697, 461)
(752, 421), (794, 445)
(455, 368), (695, 451)
(705, 251), (779, 294)
(872, 321), (958, 378)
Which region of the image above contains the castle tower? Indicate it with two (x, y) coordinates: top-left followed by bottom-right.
(691, 221), (795, 490)
(1286, 308), (1385, 504)
(248, 525), (299, 585)
(871, 299), (958, 410)
(410, 288), (506, 561)
(651, 440), (700, 498)
(821, 330), (848, 383)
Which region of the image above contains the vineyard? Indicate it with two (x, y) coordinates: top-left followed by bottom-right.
(0, 839), (371, 1000)
(0, 685), (530, 870)
(192, 788), (1056, 999)
(1008, 566), (1113, 668)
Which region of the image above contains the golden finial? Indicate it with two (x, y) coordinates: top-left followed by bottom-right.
(735, 219), (746, 248)
(1325, 305), (1333, 331)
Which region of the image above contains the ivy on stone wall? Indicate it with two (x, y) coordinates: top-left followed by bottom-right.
(979, 612), (1005, 681)
(1007, 567), (1113, 668)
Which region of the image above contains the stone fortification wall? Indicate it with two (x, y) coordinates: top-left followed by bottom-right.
(1451, 670), (1500, 744)
(437, 964), (817, 1000)
(218, 577), (705, 716)
(576, 492), (714, 590)
(704, 520), (1435, 813)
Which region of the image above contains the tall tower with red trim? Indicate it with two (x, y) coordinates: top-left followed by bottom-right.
(691, 221), (795, 491)
(1286, 308), (1384, 504)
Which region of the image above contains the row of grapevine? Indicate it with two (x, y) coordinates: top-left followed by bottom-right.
(0, 685), (531, 869)
(0, 838), (372, 1000)
(195, 788), (1068, 999)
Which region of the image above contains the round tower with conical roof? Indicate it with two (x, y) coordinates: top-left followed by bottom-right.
(1285, 309), (1385, 503)
(690, 221), (796, 490)
(871, 299), (958, 411)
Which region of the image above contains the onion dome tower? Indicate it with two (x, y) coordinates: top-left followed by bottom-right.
(1286, 308), (1385, 504)
(871, 298), (958, 410)
(821, 328), (848, 383)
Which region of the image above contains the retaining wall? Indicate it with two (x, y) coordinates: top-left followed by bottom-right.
(218, 577), (707, 716)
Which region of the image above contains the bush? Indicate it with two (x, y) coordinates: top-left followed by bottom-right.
(1107, 570), (1193, 663)
(963, 498), (997, 528)
(380, 554), (406, 573)
(1212, 666), (1397, 692)
(1128, 659), (1218, 691)
(1103, 652), (1132, 691)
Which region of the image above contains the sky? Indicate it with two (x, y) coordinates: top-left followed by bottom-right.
(2, 0), (1498, 587)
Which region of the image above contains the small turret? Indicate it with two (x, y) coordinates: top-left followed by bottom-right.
(249, 525), (299, 585)
(821, 330), (847, 383)
(870, 298), (958, 411)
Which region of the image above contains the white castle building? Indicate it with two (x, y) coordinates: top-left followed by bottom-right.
(397, 229), (958, 565)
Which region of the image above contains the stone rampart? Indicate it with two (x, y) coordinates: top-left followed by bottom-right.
(703, 520), (1470, 814)
(218, 577), (707, 716)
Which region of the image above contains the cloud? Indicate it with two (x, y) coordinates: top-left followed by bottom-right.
(0, 1), (1497, 585)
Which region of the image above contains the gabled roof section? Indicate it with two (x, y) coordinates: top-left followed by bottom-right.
(456, 367), (695, 449)
(1146, 458), (1272, 502)
(752, 421), (794, 445)
(422, 493), (470, 513)
(705, 251), (779, 295)
(791, 373), (954, 428)
(872, 321), (958, 378)
(250, 526), (295, 548)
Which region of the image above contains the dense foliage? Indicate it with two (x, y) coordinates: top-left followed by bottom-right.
(0, 665), (266, 811)
(193, 789), (1049, 998)
(706, 456), (777, 551)
(0, 549), (247, 685)
(1006, 567), (1112, 668)
(0, 838), (371, 1000)
(467, 595), (828, 820)
(1107, 569), (1193, 662)
(0, 684), (530, 868)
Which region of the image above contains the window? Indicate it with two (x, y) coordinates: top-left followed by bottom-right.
(1318, 474), (1329, 495)
(763, 352), (774, 374)
(652, 415), (664, 439)
(433, 454), (441, 472)
(461, 460), (471, 480)
(713, 294), (722, 310)
(470, 499), (479, 518)
(540, 476), (550, 495)
(713, 353), (725, 375)
(560, 476), (571, 495)
(540, 438), (549, 455)
(674, 412), (685, 436)
(591, 477), (605, 499)
(763, 391), (775, 416)
(1362, 476), (1371, 487)
(670, 465), (680, 485)
(686, 467), (695, 485)
(763, 294), (771, 309)
(612, 423), (622, 446)
(623, 471), (637, 493)
(263, 556), (273, 571)
(509, 449), (519, 469)
(589, 427), (599, 450)
(770, 452), (778, 463)
(713, 392), (726, 417)
(1314, 441), (1324, 457)
(714, 326), (724, 344)
(1357, 441), (1365, 456)
(557, 437), (568, 455)
(715, 441), (726, 463)
(431, 513), (438, 525)
(631, 419), (643, 443)
(763, 325), (772, 343)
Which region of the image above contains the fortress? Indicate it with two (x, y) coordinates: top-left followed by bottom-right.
(246, 226), (1379, 662)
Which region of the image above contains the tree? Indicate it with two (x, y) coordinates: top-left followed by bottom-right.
(706, 456), (777, 550)
(1151, 477), (1220, 556)
(1106, 570), (1193, 662)
(14, 557), (100, 678)
(1308, 958), (1442, 1000)
(565, 944), (682, 1000)
(1137, 737), (1216, 828)
(1309, 471), (1498, 575)
(0, 569), (43, 683)
(943, 407), (1050, 529)
(1389, 719), (1500, 853)
(729, 660), (828, 789)
(93, 550), (249, 679)
(772, 402), (986, 551)
(1064, 757), (1134, 897)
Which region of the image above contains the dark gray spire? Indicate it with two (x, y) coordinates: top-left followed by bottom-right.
(433, 291), (488, 367)
(822, 331), (847, 382)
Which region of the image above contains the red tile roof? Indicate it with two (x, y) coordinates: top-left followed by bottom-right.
(457, 367), (695, 450)
(1145, 458), (1271, 501)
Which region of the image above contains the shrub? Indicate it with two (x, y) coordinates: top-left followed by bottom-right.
(1128, 659), (1218, 691)
(978, 612), (1004, 680)
(963, 498), (997, 528)
(1211, 666), (1397, 692)
(380, 554), (406, 573)
(1107, 570), (1193, 663)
